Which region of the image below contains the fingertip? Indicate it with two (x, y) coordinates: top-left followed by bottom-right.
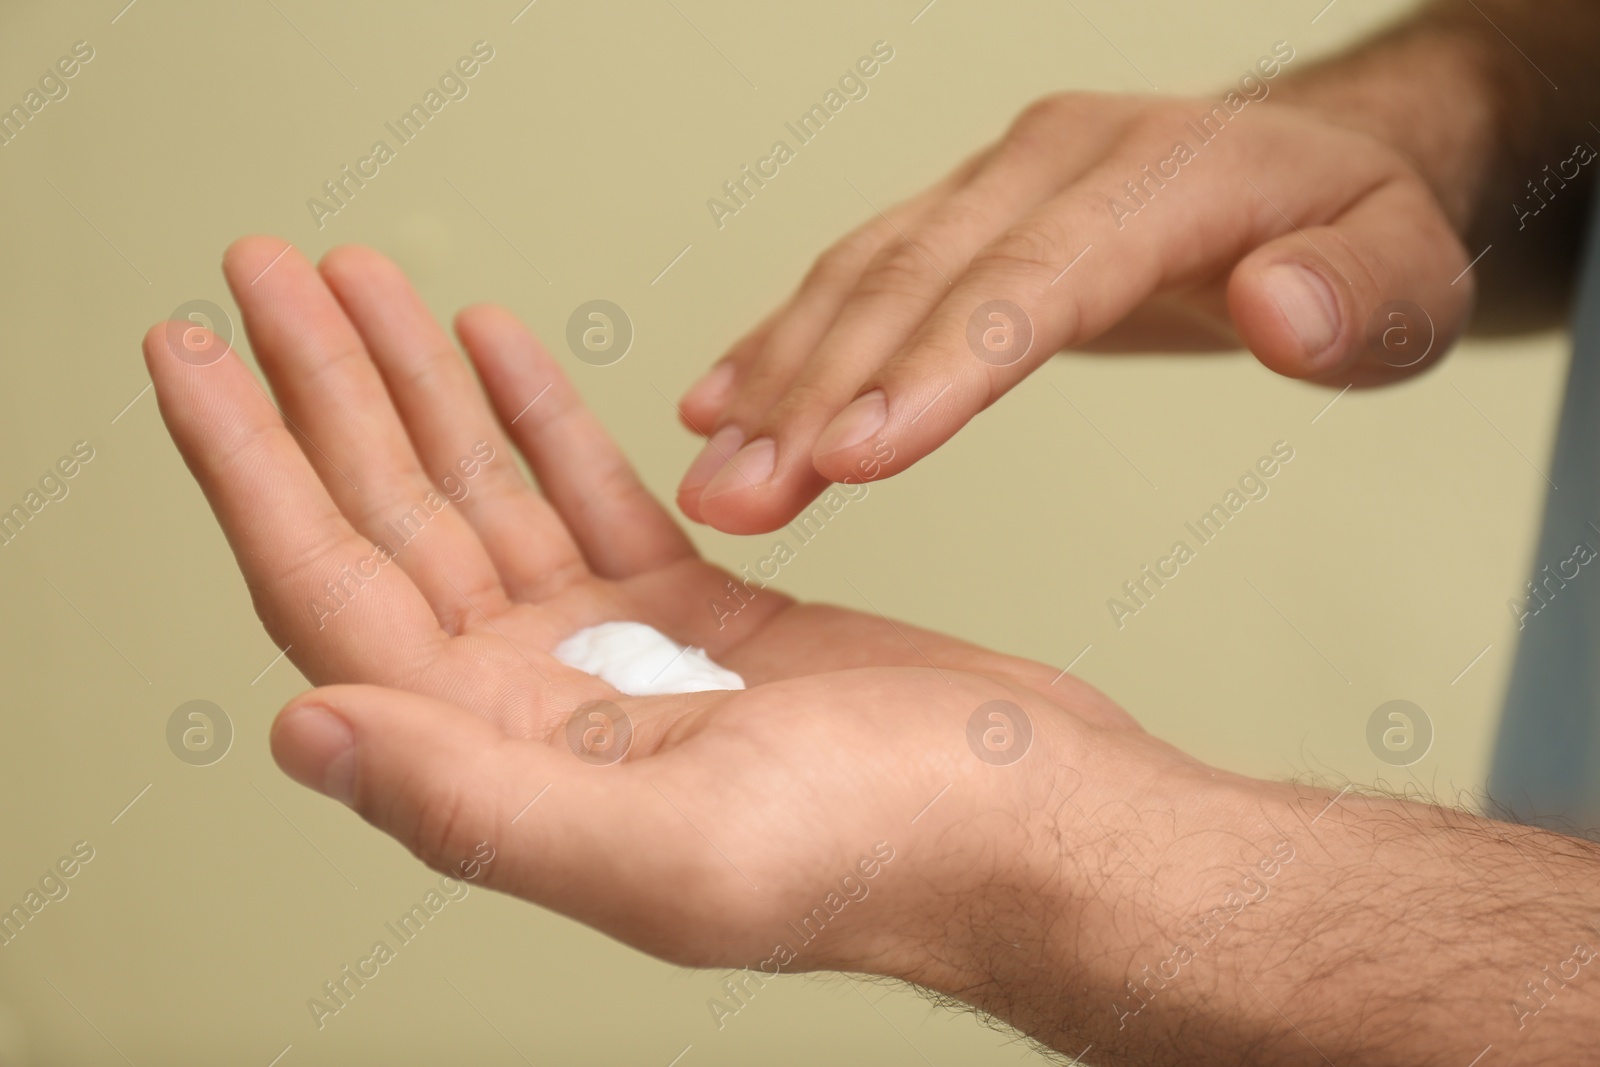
(677, 403), (712, 437)
(317, 242), (393, 283)
(140, 321), (175, 384)
(455, 304), (559, 393)
(696, 462), (833, 535)
(142, 320), (234, 376)
(675, 488), (707, 525)
(1231, 258), (1351, 380)
(694, 494), (784, 535)
(452, 304), (494, 352)
(140, 321), (170, 362)
(812, 388), (887, 461)
(701, 436), (775, 501)
(678, 362), (736, 433)
(455, 303), (548, 365)
(222, 235), (299, 288)
(811, 377), (937, 484)
(223, 233), (285, 265)
(677, 424), (744, 524)
(454, 302), (519, 338)
(272, 696), (358, 806)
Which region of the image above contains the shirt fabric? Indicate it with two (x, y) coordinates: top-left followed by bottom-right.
(1489, 198), (1600, 832)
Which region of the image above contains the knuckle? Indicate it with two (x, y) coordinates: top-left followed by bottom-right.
(251, 534), (357, 645)
(857, 241), (945, 301)
(803, 229), (880, 291)
(300, 343), (370, 391)
(801, 248), (851, 292)
(976, 223), (1065, 277)
(921, 196), (995, 248)
(723, 327), (768, 366)
(585, 453), (649, 512)
(397, 773), (482, 875)
(1124, 101), (1197, 143)
(518, 556), (591, 603)
(456, 470), (520, 513)
(354, 479), (431, 531)
(1006, 92), (1133, 144)
(1010, 92), (1076, 133)
(761, 377), (837, 430)
(396, 348), (448, 392)
(1001, 96), (1076, 158)
(720, 360), (798, 424)
(271, 528), (364, 604)
(518, 380), (583, 436)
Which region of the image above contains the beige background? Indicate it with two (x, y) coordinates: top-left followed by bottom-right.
(0, 0), (1569, 1063)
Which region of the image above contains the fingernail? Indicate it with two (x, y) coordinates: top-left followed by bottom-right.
(1264, 264), (1341, 363)
(815, 389), (887, 456)
(680, 425), (745, 495)
(276, 705), (357, 805)
(682, 361), (736, 413)
(703, 436), (776, 499)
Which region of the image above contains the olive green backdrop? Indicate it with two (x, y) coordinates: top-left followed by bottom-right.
(0, 0), (1567, 1063)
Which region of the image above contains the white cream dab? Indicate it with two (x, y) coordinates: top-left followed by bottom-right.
(553, 621), (746, 697)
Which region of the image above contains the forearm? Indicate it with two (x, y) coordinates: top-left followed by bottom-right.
(1282, 1), (1600, 230)
(920, 770), (1600, 1064)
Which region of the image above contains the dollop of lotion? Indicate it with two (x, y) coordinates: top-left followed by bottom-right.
(553, 621), (746, 697)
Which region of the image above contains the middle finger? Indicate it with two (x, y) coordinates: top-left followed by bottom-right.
(222, 237), (510, 633)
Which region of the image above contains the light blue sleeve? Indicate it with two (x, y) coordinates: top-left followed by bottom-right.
(1489, 198), (1600, 833)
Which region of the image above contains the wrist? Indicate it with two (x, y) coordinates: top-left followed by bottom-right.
(921, 751), (1600, 1065)
(886, 716), (1263, 1055)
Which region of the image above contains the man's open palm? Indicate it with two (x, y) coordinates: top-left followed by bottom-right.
(145, 238), (1164, 981)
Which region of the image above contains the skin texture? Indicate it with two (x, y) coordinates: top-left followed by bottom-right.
(148, 238), (1600, 1065)
(1276, 0), (1600, 333)
(144, 235), (1153, 978)
(673, 91), (1474, 534)
(674, 0), (1600, 536)
(143, 1), (1600, 1060)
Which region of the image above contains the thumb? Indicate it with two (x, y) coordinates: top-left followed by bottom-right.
(1229, 175), (1473, 385)
(270, 685), (633, 903)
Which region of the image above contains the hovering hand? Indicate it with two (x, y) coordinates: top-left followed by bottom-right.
(675, 87), (1471, 533)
